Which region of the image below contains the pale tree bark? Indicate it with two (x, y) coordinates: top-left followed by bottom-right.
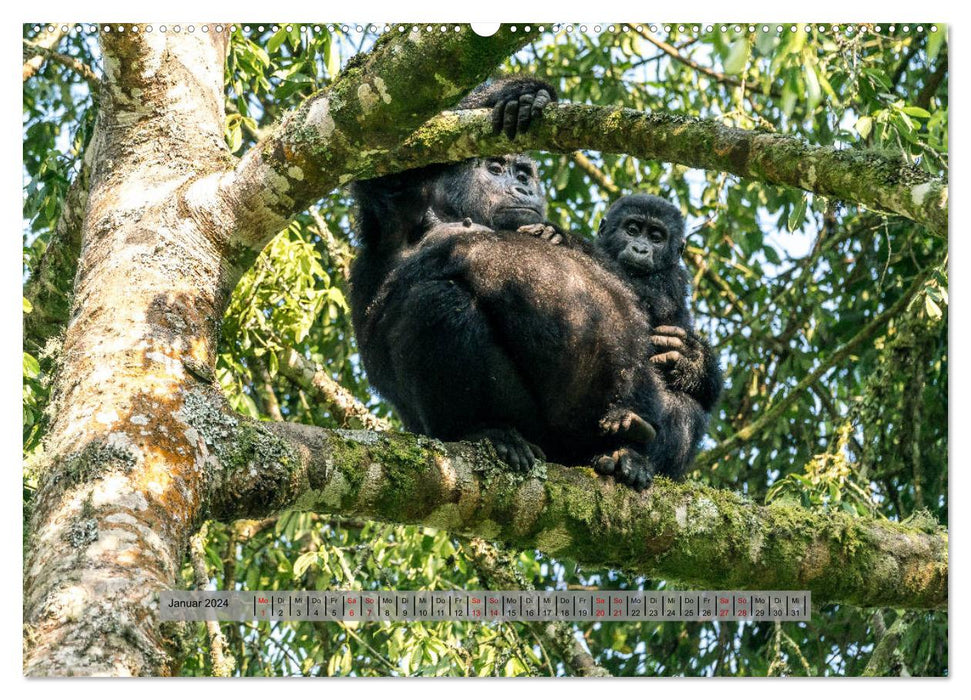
(24, 27), (232, 677)
(23, 25), (948, 677)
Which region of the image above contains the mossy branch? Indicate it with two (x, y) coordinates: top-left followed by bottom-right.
(223, 26), (533, 248)
(205, 418), (947, 611)
(380, 106), (947, 234)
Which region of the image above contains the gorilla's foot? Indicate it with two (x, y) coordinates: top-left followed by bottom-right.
(598, 408), (657, 444)
(466, 427), (546, 472)
(593, 446), (656, 491)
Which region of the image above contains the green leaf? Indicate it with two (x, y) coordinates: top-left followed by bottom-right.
(293, 551), (320, 578)
(326, 36), (341, 79)
(249, 42), (270, 68)
(23, 297), (33, 314)
(724, 39), (750, 75)
(755, 27), (778, 55)
(23, 352), (40, 379)
(855, 115), (873, 140)
(925, 295), (943, 320)
(803, 60), (821, 111)
(902, 106), (932, 119)
(788, 195), (808, 232)
(267, 29), (289, 54)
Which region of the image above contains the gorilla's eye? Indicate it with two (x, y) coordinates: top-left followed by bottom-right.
(516, 171), (531, 185)
(647, 226), (667, 241)
(625, 222), (640, 235)
(487, 162), (504, 176)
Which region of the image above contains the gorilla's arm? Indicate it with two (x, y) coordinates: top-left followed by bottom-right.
(516, 222), (598, 255)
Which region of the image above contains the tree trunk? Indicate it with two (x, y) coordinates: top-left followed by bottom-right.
(24, 28), (232, 676)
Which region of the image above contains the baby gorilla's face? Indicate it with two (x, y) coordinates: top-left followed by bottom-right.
(599, 194), (685, 274)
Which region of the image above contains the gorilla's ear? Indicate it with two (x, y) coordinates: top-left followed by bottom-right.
(678, 240), (686, 257)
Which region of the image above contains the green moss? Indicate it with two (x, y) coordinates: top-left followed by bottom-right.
(224, 421), (293, 473)
(371, 433), (438, 517)
(181, 388), (301, 519)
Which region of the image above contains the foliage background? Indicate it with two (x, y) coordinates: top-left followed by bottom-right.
(22, 22), (948, 676)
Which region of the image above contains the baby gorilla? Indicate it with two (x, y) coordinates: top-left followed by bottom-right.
(521, 194), (720, 487)
(591, 194), (722, 486)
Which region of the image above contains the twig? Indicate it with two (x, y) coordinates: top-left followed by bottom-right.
(278, 348), (391, 431)
(863, 613), (913, 676)
(23, 36), (100, 90)
(464, 538), (611, 677)
(189, 524), (236, 677)
(22, 28), (65, 81)
(637, 29), (782, 98)
(570, 152), (620, 196)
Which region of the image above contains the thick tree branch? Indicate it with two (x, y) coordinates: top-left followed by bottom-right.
(198, 415), (947, 610)
(384, 106), (947, 235)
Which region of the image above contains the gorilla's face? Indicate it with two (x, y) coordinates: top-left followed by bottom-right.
(431, 155), (546, 230)
(598, 194), (686, 275)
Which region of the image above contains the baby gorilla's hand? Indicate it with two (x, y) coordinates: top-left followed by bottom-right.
(517, 222), (565, 245)
(650, 326), (704, 376)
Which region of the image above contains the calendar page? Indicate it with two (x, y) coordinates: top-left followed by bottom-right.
(21, 21), (948, 679)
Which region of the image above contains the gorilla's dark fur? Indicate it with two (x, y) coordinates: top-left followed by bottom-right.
(349, 78), (719, 489)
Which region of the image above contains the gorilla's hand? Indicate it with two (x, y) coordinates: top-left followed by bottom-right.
(492, 82), (554, 140)
(517, 222), (565, 245)
(457, 77), (557, 140)
(649, 326), (716, 402)
(467, 427), (546, 472)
